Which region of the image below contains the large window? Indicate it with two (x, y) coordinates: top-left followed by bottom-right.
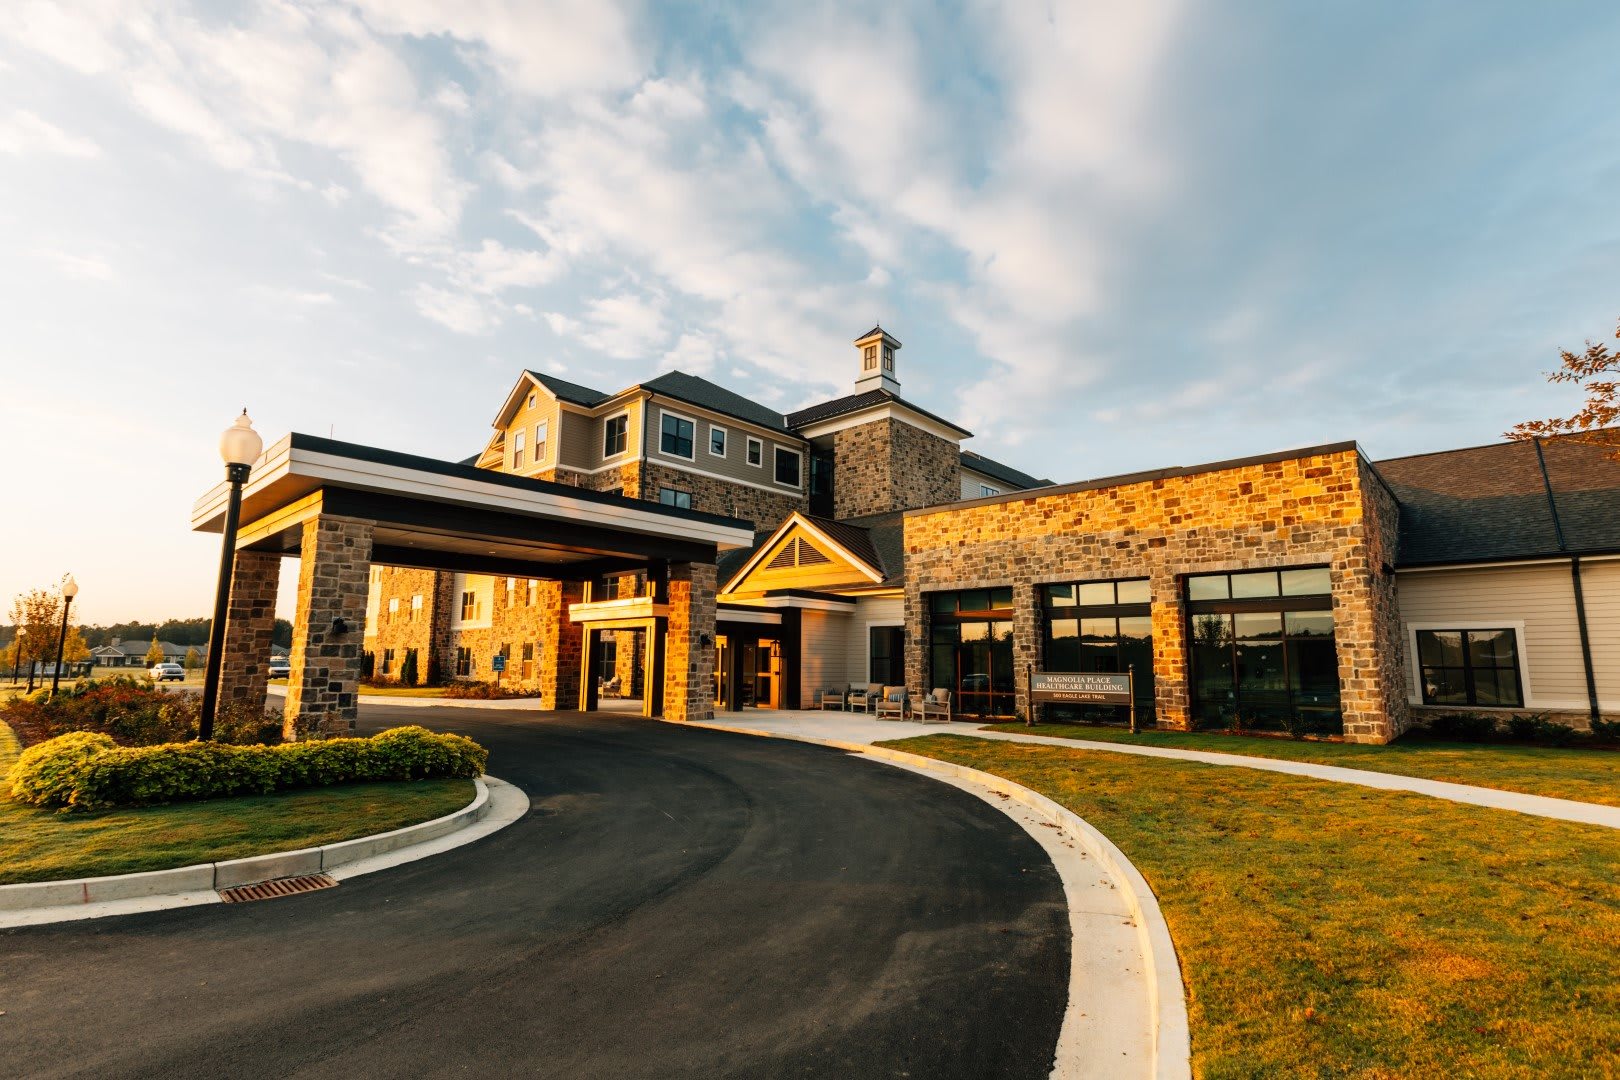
(869, 626), (905, 686)
(1042, 579), (1154, 725)
(660, 412), (694, 458)
(928, 588), (1016, 717)
(455, 647), (472, 677)
(460, 590), (480, 622)
(603, 414), (628, 457)
(774, 446), (802, 487)
(659, 487), (693, 510)
(1417, 629), (1523, 707)
(1186, 568), (1340, 734)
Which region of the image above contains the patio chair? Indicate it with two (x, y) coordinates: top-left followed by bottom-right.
(914, 688), (952, 724)
(875, 686), (907, 721)
(859, 682), (884, 713)
(818, 687), (845, 711)
(845, 684), (870, 712)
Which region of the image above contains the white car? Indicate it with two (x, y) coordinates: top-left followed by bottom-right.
(149, 662), (186, 683)
(268, 658), (291, 678)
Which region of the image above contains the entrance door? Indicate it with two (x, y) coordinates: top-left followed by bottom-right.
(735, 638), (781, 708)
(945, 619), (1015, 718)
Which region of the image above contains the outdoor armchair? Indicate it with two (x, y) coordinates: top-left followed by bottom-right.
(914, 688), (952, 724)
(818, 687), (846, 711)
(860, 682), (884, 713)
(845, 684), (870, 711)
(875, 686), (907, 721)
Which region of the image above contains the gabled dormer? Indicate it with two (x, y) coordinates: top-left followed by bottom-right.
(853, 326), (901, 396)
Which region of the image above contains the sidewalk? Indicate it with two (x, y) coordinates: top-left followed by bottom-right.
(708, 710), (1620, 830)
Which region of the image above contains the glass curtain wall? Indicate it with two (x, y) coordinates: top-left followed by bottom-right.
(928, 588), (1016, 717)
(1186, 568), (1341, 734)
(1041, 578), (1155, 725)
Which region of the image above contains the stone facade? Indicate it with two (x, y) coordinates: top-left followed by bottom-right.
(663, 561), (717, 721)
(833, 417), (961, 519)
(902, 447), (1410, 743)
(637, 460), (805, 528)
(365, 567), (439, 684)
(285, 514), (374, 739)
(218, 548), (281, 711)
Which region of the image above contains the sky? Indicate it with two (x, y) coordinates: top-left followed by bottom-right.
(2, 1), (1618, 625)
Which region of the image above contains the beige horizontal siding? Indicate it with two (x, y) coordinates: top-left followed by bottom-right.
(845, 595), (904, 688)
(799, 609), (851, 705)
(1578, 558), (1620, 709)
(1396, 563), (1590, 709)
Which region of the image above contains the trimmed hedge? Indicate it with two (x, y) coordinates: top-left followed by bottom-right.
(8, 726), (487, 812)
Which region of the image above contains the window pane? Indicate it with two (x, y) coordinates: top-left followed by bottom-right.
(1077, 582), (1115, 607)
(710, 429), (725, 454)
(1117, 616), (1152, 642)
(1044, 584), (1075, 607)
(774, 449), (800, 486)
(1284, 611), (1335, 638)
(1466, 629), (1517, 668)
(1281, 568), (1332, 596)
(1233, 612), (1283, 641)
(990, 586), (1014, 608)
(1116, 579), (1151, 605)
(1231, 571), (1281, 598)
(1188, 575), (1228, 601)
(1421, 666), (1468, 705)
(1492, 667), (1524, 708)
(930, 593), (957, 614)
(1418, 630), (1463, 667)
(1471, 668), (1505, 706)
(1046, 618), (1079, 671)
(1287, 633), (1340, 705)
(1191, 613), (1232, 650)
(960, 589), (991, 613)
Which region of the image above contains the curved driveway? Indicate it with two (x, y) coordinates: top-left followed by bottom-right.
(0, 706), (1068, 1079)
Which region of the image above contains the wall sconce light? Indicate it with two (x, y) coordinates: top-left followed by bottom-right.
(700, 633), (713, 648)
(331, 617), (350, 636)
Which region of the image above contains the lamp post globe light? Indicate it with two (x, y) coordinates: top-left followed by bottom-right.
(50, 574), (79, 696)
(199, 410), (263, 741)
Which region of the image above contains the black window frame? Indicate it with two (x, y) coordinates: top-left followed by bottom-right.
(1417, 628), (1524, 708)
(658, 486), (693, 510)
(869, 626), (905, 685)
(660, 411), (695, 459)
(603, 414), (628, 457)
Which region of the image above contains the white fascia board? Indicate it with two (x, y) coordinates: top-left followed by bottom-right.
(569, 597), (670, 623)
(792, 402), (967, 443)
(719, 512), (883, 593)
(715, 606), (785, 625)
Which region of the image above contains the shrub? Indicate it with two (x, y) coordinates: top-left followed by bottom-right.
(8, 725), (488, 811)
(1506, 712), (1578, 746)
(0, 677), (283, 748)
(440, 680), (528, 700)
(1590, 717), (1620, 742)
(1425, 712), (1498, 742)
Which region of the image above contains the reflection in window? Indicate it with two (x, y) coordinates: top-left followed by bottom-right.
(1418, 628), (1522, 707)
(1040, 578), (1154, 726)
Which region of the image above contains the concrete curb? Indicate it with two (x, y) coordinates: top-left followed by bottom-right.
(267, 685), (543, 710)
(0, 775), (526, 927)
(669, 718), (1192, 1080)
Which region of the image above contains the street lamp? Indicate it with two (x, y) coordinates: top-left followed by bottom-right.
(199, 410), (262, 740)
(50, 574), (79, 696)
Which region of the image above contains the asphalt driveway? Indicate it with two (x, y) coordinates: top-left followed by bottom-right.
(0, 706), (1069, 1079)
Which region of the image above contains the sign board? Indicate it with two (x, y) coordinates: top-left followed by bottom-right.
(1029, 671), (1132, 705)
(491, 654), (507, 672)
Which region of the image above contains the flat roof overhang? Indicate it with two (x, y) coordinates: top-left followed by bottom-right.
(191, 433), (757, 579)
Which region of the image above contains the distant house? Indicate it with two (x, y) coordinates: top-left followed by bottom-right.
(92, 639), (204, 667)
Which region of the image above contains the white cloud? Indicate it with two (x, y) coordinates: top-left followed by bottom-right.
(412, 283), (499, 335)
(573, 292), (671, 360)
(35, 249), (115, 281)
(0, 109), (101, 158)
(662, 331), (719, 373)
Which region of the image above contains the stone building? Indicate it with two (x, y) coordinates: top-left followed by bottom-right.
(340, 325), (1620, 744)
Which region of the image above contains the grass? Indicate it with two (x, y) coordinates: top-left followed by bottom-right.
(883, 734), (1620, 1079)
(982, 722), (1620, 808)
(0, 719), (475, 886)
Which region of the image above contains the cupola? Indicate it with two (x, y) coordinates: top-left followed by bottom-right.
(853, 325), (901, 396)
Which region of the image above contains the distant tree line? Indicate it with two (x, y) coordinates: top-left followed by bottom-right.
(1, 617), (293, 651)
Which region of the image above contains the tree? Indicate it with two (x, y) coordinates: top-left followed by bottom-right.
(61, 627), (90, 665)
(1508, 318), (1620, 456)
(9, 588), (64, 691)
(183, 646), (202, 670)
(145, 636), (166, 667)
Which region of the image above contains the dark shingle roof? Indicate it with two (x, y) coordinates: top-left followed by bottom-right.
(959, 450), (1052, 490)
(641, 371), (792, 434)
(802, 515), (882, 571)
(528, 371), (610, 406)
(1373, 436), (1620, 565)
(837, 511), (906, 584)
(785, 389), (971, 436)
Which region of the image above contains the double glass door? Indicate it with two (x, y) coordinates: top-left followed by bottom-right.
(931, 619), (1016, 718)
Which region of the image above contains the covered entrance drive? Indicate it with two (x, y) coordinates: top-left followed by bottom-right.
(191, 433), (753, 736)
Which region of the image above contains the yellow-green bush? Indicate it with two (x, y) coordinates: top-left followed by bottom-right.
(8, 726), (487, 811)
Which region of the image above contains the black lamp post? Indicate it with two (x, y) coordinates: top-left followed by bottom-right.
(50, 574), (78, 696)
(199, 410), (263, 741)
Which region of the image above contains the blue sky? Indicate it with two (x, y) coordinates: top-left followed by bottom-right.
(2, 1), (1618, 622)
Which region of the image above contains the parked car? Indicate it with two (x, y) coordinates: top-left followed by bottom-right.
(149, 662), (186, 682)
(268, 657), (291, 678)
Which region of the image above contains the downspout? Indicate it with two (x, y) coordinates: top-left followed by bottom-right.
(1533, 438), (1601, 721)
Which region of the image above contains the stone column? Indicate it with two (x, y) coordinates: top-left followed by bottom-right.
(285, 515), (374, 740)
(536, 580), (585, 711)
(662, 561), (716, 721)
(217, 549), (281, 713)
(1011, 580), (1041, 723)
(903, 583), (928, 703)
(1149, 567), (1191, 730)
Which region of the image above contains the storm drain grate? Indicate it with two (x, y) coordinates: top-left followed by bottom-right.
(219, 874), (338, 904)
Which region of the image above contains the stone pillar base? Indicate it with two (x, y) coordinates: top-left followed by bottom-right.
(285, 515), (374, 741)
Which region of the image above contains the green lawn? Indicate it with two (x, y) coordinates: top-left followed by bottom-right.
(982, 722), (1620, 808)
(884, 734), (1620, 1079)
(0, 720), (475, 886)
